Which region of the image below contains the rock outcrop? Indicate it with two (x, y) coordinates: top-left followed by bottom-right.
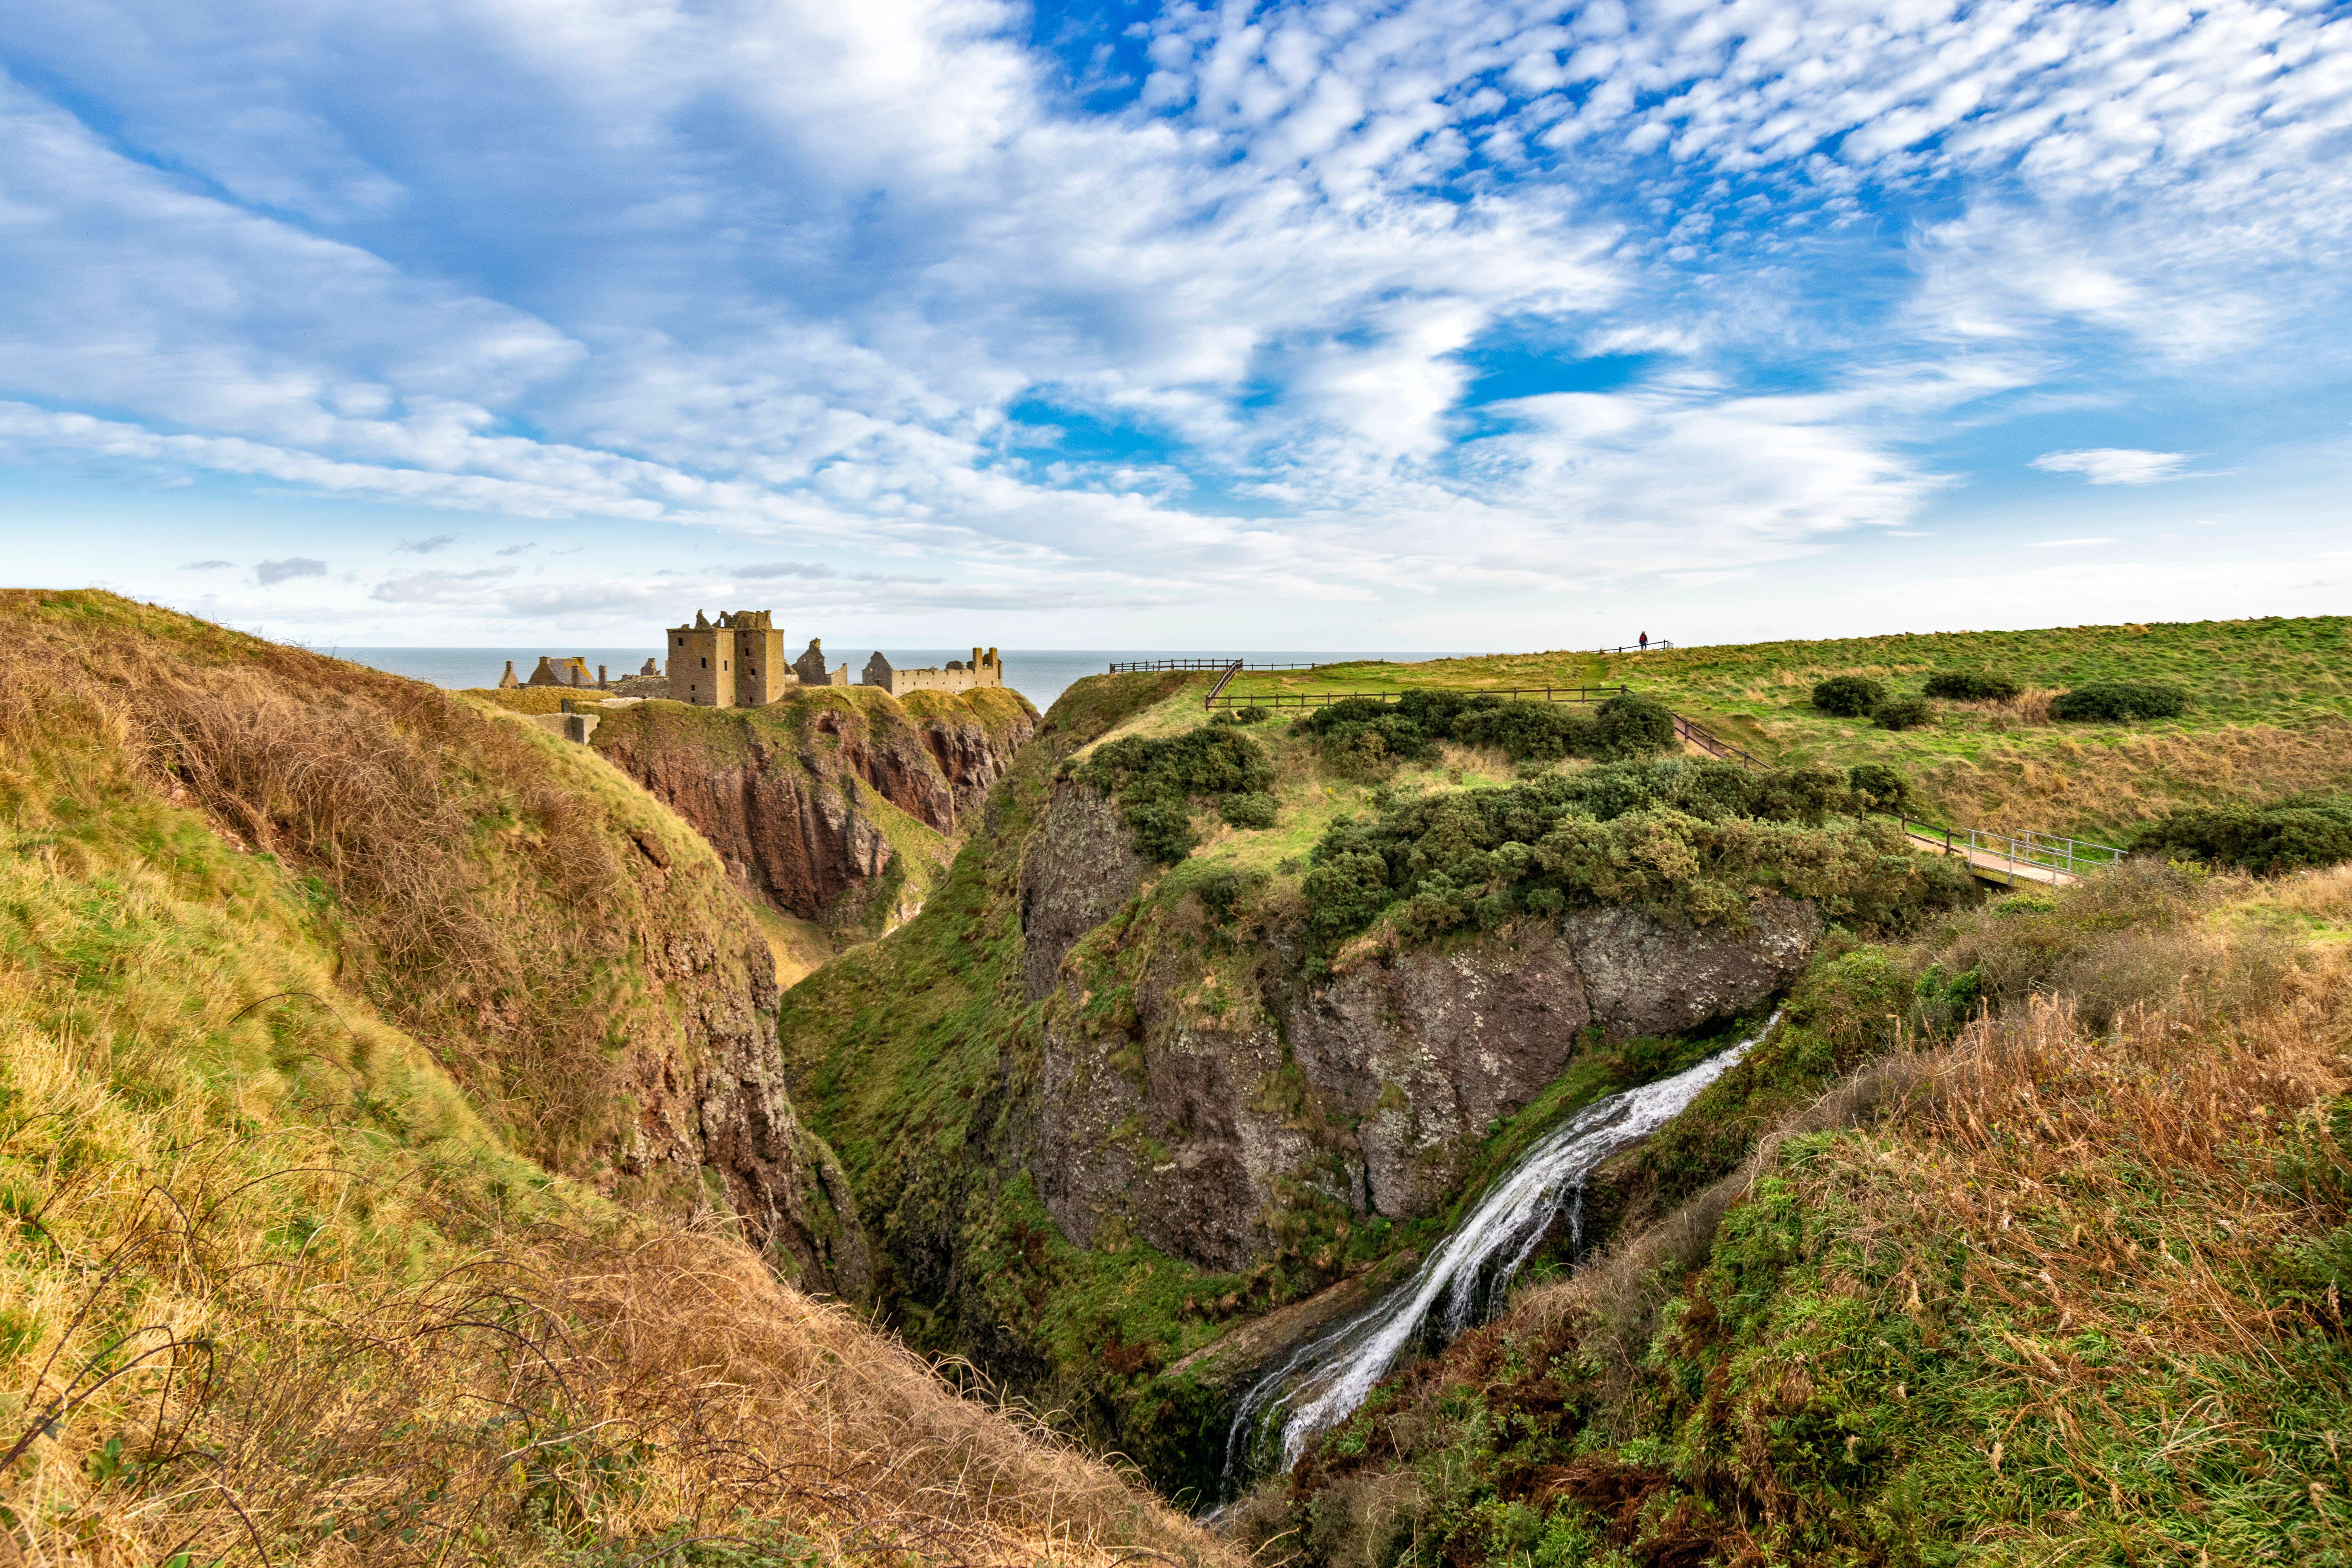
(593, 687), (1035, 925)
(1015, 783), (1823, 1275)
(613, 922), (871, 1297)
(1018, 779), (1148, 999)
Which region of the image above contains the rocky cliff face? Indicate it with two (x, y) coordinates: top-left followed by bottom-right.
(594, 687), (1035, 927)
(1015, 782), (1822, 1276)
(610, 906), (872, 1298)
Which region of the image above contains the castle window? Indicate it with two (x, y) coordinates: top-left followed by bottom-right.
(701, 657), (707, 668)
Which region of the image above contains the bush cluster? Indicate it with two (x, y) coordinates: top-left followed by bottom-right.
(1297, 689), (1676, 775)
(1210, 706), (1272, 726)
(1301, 759), (1972, 946)
(1871, 696), (1932, 730)
(1809, 676), (1885, 717)
(1070, 726), (1276, 864)
(1923, 668), (2022, 701)
(2051, 681), (2188, 722)
(2132, 793), (2352, 873)
(1844, 762), (1913, 811)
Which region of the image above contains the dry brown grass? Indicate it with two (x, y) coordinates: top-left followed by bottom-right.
(0, 1089), (1219, 1567)
(1912, 717), (2352, 838)
(0, 590), (739, 1174)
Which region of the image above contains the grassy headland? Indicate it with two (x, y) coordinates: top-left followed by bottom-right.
(1222, 617), (2352, 840)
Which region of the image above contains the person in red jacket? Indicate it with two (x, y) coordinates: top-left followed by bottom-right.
(1638, 630), (1648, 650)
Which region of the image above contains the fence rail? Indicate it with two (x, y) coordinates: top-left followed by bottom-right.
(1892, 815), (2124, 883)
(1671, 713), (1763, 766)
(1106, 658), (1336, 673)
(1597, 640), (1674, 654)
(1207, 684), (1629, 710)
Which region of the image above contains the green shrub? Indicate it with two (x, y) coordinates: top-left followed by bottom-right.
(1194, 865), (1269, 923)
(1301, 759), (1973, 946)
(2050, 681), (2188, 721)
(1810, 676), (1886, 717)
(1588, 693), (1677, 758)
(1871, 695), (1931, 730)
(1922, 668), (2022, 701)
(1846, 762), (1912, 811)
(1220, 791), (1279, 829)
(2132, 794), (2352, 873)
(1071, 726), (1276, 864)
(1211, 706), (1271, 726)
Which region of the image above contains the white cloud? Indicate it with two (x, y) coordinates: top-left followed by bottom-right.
(2028, 536), (2120, 548)
(254, 556), (327, 584)
(0, 0), (2345, 639)
(2030, 448), (2192, 485)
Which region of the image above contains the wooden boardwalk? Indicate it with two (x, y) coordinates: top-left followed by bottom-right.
(1903, 830), (2080, 888)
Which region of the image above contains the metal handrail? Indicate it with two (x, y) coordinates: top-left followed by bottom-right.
(1206, 684), (1630, 710)
(1891, 814), (2124, 880)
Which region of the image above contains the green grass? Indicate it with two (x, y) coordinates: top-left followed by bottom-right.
(1222, 618), (2352, 841)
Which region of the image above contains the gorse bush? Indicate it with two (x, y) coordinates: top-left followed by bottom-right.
(1070, 726), (1275, 864)
(1210, 705), (1271, 726)
(1923, 668), (2023, 701)
(1296, 690), (1676, 774)
(1301, 760), (1973, 946)
(2051, 680), (2189, 721)
(1810, 675), (1886, 717)
(2133, 793), (2352, 873)
(1219, 791), (1279, 829)
(1871, 695), (1932, 730)
(1846, 762), (1913, 811)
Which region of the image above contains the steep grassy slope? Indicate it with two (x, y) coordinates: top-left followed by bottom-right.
(1232, 865), (2352, 1567)
(0, 592), (1220, 1567)
(1224, 618), (2352, 840)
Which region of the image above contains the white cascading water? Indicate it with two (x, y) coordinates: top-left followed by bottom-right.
(1218, 1012), (1782, 1499)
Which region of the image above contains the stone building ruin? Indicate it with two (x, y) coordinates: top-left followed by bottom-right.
(862, 647), (1004, 697)
(491, 610), (1007, 710)
(668, 608), (791, 708)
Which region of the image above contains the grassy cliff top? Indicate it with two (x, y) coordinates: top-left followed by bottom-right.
(1218, 617), (2352, 839)
(466, 679), (1038, 733)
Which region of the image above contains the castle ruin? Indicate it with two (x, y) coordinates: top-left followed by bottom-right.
(862, 647), (1004, 697)
(468, 611), (1008, 709)
(668, 609), (790, 708)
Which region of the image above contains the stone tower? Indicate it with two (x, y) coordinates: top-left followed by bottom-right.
(667, 613), (736, 707)
(728, 610), (789, 706)
(666, 609), (791, 707)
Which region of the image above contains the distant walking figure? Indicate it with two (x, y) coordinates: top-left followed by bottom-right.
(1638, 630), (1649, 650)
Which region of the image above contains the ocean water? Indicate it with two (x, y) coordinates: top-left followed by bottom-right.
(331, 648), (1462, 711)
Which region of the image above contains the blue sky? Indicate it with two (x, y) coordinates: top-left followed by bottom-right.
(2, 0), (2348, 649)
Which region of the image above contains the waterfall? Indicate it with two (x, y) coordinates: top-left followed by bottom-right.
(1217, 1012), (1781, 1499)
